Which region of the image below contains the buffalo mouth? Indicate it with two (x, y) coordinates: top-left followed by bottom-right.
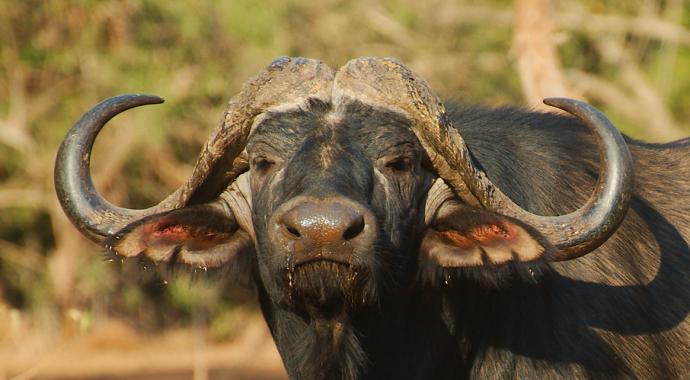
(283, 258), (372, 313)
(293, 254), (352, 268)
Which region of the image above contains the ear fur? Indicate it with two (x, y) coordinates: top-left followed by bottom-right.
(419, 204), (555, 287)
(105, 202), (253, 270)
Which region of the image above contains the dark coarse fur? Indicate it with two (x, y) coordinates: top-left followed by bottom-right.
(434, 103), (690, 379)
(247, 101), (690, 379)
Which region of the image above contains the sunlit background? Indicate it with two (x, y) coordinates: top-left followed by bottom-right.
(1, 1), (689, 378)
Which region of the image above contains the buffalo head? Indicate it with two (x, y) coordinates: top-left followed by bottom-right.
(55, 57), (634, 374)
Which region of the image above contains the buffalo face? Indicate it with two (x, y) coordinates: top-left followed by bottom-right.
(248, 99), (433, 313)
(55, 56), (633, 299)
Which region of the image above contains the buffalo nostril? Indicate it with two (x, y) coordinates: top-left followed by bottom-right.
(285, 225), (301, 238)
(342, 216), (365, 240)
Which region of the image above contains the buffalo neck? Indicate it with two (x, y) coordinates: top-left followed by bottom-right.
(257, 280), (468, 379)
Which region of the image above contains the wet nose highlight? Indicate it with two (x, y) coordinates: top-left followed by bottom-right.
(280, 199), (367, 244)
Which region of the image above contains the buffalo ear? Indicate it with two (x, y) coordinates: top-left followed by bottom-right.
(105, 203), (253, 270)
(420, 204), (555, 287)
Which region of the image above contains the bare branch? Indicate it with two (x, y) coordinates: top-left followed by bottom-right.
(512, 0), (576, 110)
(568, 69), (686, 141)
(405, 3), (690, 48)
(654, 0), (683, 98)
(361, 4), (417, 50)
(595, 35), (685, 140)
(557, 10), (690, 47)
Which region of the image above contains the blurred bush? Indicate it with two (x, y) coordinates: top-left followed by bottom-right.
(0, 0), (688, 338)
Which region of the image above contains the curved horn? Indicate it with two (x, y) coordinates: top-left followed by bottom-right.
(55, 95), (171, 242)
(56, 57), (335, 242)
(333, 57), (634, 260)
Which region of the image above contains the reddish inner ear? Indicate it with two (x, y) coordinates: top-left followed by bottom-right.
(437, 230), (475, 249)
(148, 223), (190, 241)
(144, 219), (231, 250)
(423, 215), (546, 267)
(439, 221), (516, 248)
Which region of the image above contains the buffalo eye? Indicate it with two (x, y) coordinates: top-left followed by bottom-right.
(384, 156), (413, 173)
(251, 156), (276, 175)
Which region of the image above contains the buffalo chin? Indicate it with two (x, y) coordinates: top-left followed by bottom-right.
(285, 260), (375, 316)
(280, 260), (376, 380)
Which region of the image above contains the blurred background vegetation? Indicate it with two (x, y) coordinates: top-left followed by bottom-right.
(1, 0), (689, 378)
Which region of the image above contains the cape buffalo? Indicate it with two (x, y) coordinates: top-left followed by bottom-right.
(55, 57), (690, 379)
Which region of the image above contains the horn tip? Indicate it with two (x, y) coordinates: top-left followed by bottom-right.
(543, 97), (567, 106)
(135, 94), (165, 104)
(542, 97), (585, 109)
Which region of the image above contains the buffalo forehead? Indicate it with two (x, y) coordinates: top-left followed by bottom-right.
(249, 99), (419, 157)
